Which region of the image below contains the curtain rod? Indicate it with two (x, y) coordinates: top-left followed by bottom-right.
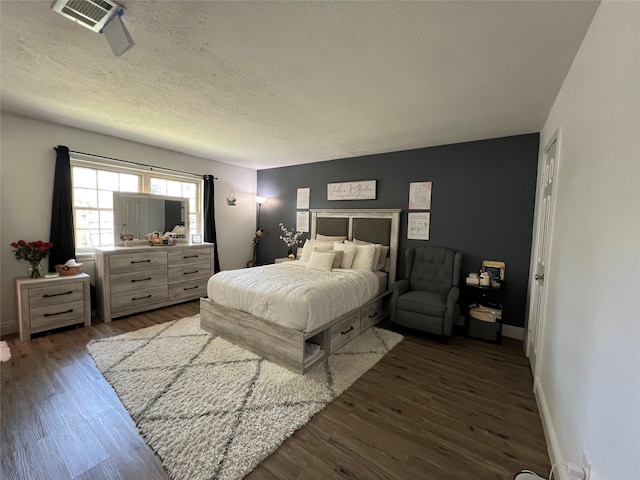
(54, 147), (217, 179)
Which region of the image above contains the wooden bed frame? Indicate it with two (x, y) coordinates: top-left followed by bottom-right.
(200, 209), (402, 374)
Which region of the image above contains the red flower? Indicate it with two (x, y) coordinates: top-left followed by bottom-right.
(9, 239), (54, 264)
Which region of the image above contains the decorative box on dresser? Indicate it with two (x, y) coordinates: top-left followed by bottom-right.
(16, 273), (91, 341)
(94, 243), (214, 322)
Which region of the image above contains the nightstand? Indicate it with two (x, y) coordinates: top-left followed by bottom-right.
(16, 273), (91, 341)
(275, 257), (295, 264)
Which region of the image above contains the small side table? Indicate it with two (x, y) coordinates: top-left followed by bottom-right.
(275, 257), (295, 264)
(16, 273), (91, 341)
(463, 283), (505, 344)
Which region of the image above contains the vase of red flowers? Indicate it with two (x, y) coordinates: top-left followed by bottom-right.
(10, 240), (54, 278)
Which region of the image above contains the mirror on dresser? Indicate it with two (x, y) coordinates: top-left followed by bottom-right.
(113, 192), (189, 245)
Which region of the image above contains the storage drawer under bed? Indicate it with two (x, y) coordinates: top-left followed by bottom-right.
(361, 298), (387, 331)
(329, 311), (361, 353)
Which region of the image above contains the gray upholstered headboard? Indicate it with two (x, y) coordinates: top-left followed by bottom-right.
(311, 209), (402, 288)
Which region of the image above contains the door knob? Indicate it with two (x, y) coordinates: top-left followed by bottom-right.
(535, 274), (544, 281)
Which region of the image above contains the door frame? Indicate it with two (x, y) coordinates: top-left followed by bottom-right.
(525, 128), (561, 381)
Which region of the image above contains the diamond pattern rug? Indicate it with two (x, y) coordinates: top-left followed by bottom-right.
(87, 315), (403, 480)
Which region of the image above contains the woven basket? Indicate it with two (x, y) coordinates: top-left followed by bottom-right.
(55, 264), (82, 276)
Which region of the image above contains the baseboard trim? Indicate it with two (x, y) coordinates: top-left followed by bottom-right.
(502, 324), (524, 340)
(534, 379), (567, 480)
(1, 320), (18, 338)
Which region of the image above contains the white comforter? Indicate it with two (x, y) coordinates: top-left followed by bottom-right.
(206, 261), (379, 332)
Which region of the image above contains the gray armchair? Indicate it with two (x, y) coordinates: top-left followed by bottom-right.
(390, 246), (462, 342)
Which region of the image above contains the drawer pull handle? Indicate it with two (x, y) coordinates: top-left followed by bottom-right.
(368, 311), (379, 319)
(183, 254), (199, 259)
(43, 291), (72, 298)
(131, 277), (152, 283)
(44, 309), (73, 317)
(184, 285), (199, 291)
(130, 259), (151, 264)
(341, 326), (354, 335)
(184, 270), (199, 275)
(132, 294), (152, 301)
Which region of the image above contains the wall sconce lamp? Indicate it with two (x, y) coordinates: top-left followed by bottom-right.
(226, 190), (237, 206)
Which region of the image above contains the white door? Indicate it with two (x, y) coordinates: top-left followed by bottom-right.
(527, 135), (558, 375)
(119, 196), (147, 240)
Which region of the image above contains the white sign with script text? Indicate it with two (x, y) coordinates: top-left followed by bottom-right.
(327, 180), (376, 201)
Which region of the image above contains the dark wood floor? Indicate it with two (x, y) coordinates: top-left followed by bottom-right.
(1, 301), (550, 480)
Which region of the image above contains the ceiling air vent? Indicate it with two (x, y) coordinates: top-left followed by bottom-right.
(52, 0), (122, 33)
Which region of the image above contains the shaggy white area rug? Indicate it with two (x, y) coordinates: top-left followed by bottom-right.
(0, 341), (10, 362)
(87, 315), (402, 480)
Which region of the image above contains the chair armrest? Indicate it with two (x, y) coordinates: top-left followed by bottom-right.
(446, 286), (460, 304)
(391, 279), (410, 297)
(389, 279), (409, 324)
(442, 286), (461, 336)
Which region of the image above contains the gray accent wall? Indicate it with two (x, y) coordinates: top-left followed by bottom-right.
(257, 133), (539, 328)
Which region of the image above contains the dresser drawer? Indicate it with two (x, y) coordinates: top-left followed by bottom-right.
(329, 311), (361, 353)
(168, 248), (212, 267)
(28, 281), (85, 308)
(110, 268), (167, 294)
(169, 280), (208, 301)
(168, 263), (211, 284)
(361, 299), (387, 331)
(111, 286), (168, 314)
(110, 251), (167, 274)
(30, 300), (85, 331)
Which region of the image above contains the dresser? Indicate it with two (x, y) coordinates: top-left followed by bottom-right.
(16, 273), (91, 341)
(94, 243), (214, 322)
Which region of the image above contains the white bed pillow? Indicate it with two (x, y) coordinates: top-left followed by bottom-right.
(350, 243), (377, 271)
(312, 246), (343, 269)
(375, 245), (389, 271)
(315, 234), (347, 242)
(301, 239), (334, 262)
(352, 238), (388, 271)
(333, 242), (357, 269)
(331, 250), (344, 269)
(306, 251), (336, 272)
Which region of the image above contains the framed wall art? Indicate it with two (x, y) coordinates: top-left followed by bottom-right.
(407, 212), (430, 240)
(296, 188), (310, 209)
(409, 181), (432, 210)
(327, 180), (376, 200)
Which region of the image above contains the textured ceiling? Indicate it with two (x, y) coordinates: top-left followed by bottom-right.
(0, 1), (599, 170)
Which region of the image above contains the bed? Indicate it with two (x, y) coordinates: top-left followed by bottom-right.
(200, 209), (401, 373)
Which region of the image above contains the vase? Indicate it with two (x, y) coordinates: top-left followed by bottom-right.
(28, 262), (43, 279)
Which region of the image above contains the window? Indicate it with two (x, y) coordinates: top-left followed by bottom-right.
(71, 159), (202, 253)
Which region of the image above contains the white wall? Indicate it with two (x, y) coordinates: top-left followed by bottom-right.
(534, 2), (639, 479)
(0, 113), (257, 335)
